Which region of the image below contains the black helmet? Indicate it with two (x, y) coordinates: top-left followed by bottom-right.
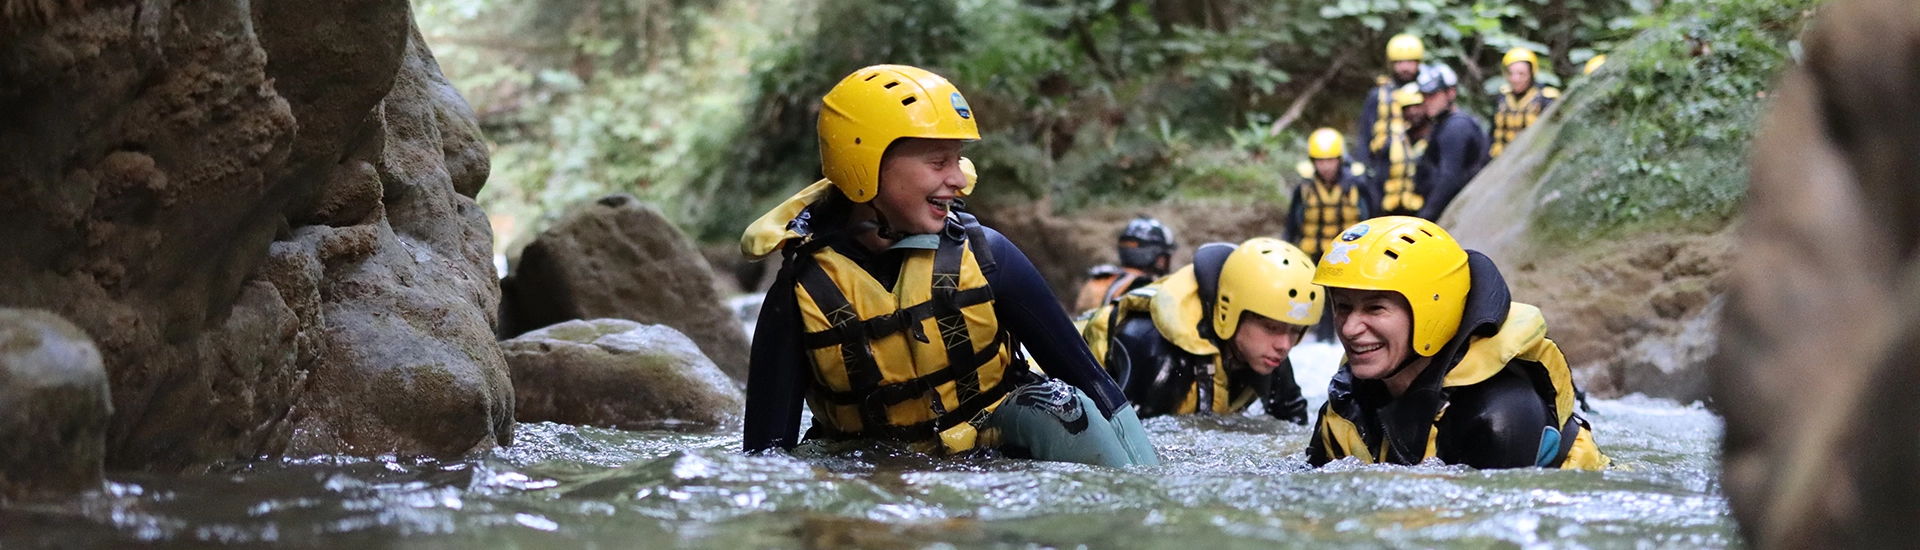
(1117, 217), (1176, 274)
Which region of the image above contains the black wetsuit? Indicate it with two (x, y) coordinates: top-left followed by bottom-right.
(1413, 108), (1492, 221)
(1097, 245), (1309, 424)
(1106, 314), (1309, 424)
(743, 218), (1131, 453)
(1306, 251), (1562, 468)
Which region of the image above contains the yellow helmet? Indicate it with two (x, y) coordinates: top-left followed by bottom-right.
(1391, 83), (1424, 110)
(1583, 54), (1608, 76)
(1310, 217), (1469, 357)
(1502, 48), (1539, 71)
(818, 64), (981, 203)
(1307, 128), (1344, 159)
(1386, 34), (1425, 62)
(1214, 237), (1324, 340)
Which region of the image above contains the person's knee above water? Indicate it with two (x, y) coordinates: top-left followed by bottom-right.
(1412, 64), (1492, 221)
(1358, 34), (1426, 178)
(1304, 216), (1608, 470)
(738, 65), (1157, 467)
(1073, 217), (1177, 314)
(1081, 238), (1322, 424)
(1490, 48), (1560, 158)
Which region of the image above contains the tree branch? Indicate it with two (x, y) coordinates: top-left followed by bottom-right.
(1268, 50), (1354, 137)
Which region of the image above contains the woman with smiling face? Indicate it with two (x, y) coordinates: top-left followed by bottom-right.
(1306, 216), (1609, 470)
(740, 65), (1158, 467)
(1081, 238), (1320, 424)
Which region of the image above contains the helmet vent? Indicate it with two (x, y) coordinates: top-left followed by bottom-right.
(854, 138), (862, 144)
(901, 96), (918, 106)
(1288, 289), (1298, 298)
(1384, 250), (1400, 260)
(884, 81), (900, 88)
(1310, 291), (1317, 300)
(1400, 235), (1417, 244)
(1419, 228), (1435, 237)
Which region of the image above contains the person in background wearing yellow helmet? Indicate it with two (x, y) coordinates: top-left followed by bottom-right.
(740, 65), (1158, 467)
(1305, 217), (1608, 470)
(1073, 217), (1177, 314)
(1490, 48), (1561, 158)
(1357, 34), (1426, 179)
(1079, 238), (1323, 424)
(1583, 55), (1608, 76)
(1413, 64), (1492, 221)
(1372, 84), (1429, 217)
(1285, 128), (1376, 342)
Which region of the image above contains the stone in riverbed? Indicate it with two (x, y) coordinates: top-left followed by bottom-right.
(0, 310), (110, 499)
(503, 319), (743, 430)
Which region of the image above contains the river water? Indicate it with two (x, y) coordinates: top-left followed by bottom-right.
(0, 342), (1732, 548)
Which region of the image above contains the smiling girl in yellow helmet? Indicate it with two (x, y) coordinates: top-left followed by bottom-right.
(1306, 216), (1608, 470)
(739, 65), (1157, 467)
(1081, 238), (1323, 423)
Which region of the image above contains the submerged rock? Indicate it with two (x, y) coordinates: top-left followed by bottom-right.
(0, 1), (510, 470)
(499, 195), (751, 380)
(503, 319), (743, 429)
(0, 310), (110, 499)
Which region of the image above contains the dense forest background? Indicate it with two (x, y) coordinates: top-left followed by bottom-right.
(415, 0), (1815, 251)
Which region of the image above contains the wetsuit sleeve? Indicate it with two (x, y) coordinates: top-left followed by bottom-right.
(1416, 118), (1476, 220)
(1284, 184), (1305, 245)
(980, 227), (1133, 418)
(742, 264), (809, 453)
(1433, 365), (1554, 469)
(1306, 403), (1335, 466)
(1355, 178), (1380, 219)
(1263, 361), (1308, 424)
(1356, 89), (1381, 165)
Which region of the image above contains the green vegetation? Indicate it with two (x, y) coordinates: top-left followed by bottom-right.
(1528, 0), (1819, 242)
(415, 0), (1814, 246)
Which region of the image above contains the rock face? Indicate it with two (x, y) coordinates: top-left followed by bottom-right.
(0, 310), (111, 499)
(1712, 0), (1920, 545)
(499, 195), (751, 380)
(1440, 85), (1734, 403)
(0, 1), (511, 470)
(503, 319), (744, 429)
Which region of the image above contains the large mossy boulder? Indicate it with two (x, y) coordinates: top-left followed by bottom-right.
(0, 310), (111, 499)
(1438, 0), (1814, 401)
(499, 195), (751, 380)
(503, 319), (743, 429)
(0, 0), (512, 470)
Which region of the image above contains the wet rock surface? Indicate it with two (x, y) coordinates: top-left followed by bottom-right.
(0, 310), (111, 499)
(0, 1), (509, 470)
(1713, 0), (1920, 545)
(499, 195), (751, 380)
(503, 319), (744, 429)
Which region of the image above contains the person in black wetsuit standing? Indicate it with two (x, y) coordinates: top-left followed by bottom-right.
(739, 64), (1157, 467)
(1412, 64), (1492, 221)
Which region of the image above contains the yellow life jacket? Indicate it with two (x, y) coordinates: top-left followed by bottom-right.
(1381, 131), (1426, 214)
(1370, 76), (1408, 156)
(1081, 266), (1236, 415)
(1314, 303), (1610, 470)
(1491, 85), (1560, 158)
(741, 180), (1022, 454)
(1296, 178), (1365, 261)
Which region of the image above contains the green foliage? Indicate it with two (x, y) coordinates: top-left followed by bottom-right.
(1527, 0), (1818, 242)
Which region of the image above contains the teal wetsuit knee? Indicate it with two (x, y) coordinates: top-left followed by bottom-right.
(987, 379), (1159, 467)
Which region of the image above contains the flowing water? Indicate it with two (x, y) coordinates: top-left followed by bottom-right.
(0, 342), (1732, 549)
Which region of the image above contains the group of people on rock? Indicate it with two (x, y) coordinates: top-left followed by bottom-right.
(741, 41), (1610, 471)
